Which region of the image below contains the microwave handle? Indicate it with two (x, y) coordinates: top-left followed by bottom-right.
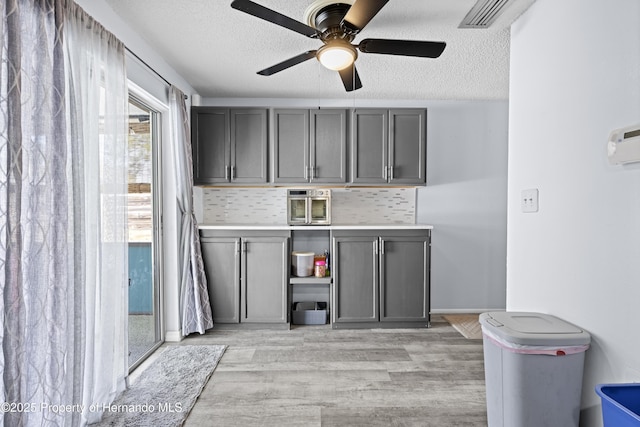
(306, 198), (311, 224)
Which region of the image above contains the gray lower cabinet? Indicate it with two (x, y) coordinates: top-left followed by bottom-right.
(351, 109), (426, 185)
(200, 231), (289, 324)
(191, 107), (268, 185)
(241, 236), (289, 323)
(332, 235), (379, 323)
(272, 109), (347, 184)
(379, 235), (430, 322)
(200, 236), (240, 323)
(332, 230), (430, 327)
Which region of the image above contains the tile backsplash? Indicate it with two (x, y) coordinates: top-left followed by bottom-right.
(201, 188), (416, 225)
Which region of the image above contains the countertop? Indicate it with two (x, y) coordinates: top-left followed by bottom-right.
(198, 224), (433, 230)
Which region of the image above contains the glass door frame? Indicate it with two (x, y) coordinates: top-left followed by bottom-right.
(127, 88), (165, 372)
(288, 197), (309, 225)
(309, 197), (331, 224)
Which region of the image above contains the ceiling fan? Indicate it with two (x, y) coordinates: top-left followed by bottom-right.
(230, 0), (447, 92)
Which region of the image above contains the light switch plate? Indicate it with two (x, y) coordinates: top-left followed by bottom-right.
(521, 188), (539, 213)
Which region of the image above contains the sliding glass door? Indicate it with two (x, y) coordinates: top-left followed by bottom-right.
(127, 95), (163, 370)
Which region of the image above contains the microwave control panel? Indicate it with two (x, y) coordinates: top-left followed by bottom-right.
(288, 189), (331, 197)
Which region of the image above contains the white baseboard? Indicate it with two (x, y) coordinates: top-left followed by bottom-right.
(431, 308), (504, 314)
(164, 330), (183, 343)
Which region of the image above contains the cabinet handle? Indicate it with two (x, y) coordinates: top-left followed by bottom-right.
(304, 166), (308, 180)
(383, 165), (388, 180)
(225, 165), (230, 181)
(380, 239), (385, 255)
(389, 165), (394, 181)
(374, 239), (378, 255)
(310, 166), (315, 180)
(231, 165), (236, 180)
(242, 241), (247, 253)
(235, 239), (240, 255)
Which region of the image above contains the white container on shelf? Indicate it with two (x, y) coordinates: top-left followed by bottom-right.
(291, 251), (315, 277)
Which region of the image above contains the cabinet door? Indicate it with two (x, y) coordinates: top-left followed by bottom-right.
(379, 235), (430, 323)
(310, 109), (347, 183)
(230, 109), (268, 183)
(200, 236), (240, 323)
(241, 236), (288, 323)
(389, 109), (426, 185)
(351, 109), (388, 184)
(272, 109), (309, 183)
(333, 235), (379, 323)
(191, 108), (230, 184)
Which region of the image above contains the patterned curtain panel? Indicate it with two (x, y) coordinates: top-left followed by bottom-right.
(170, 86), (214, 336)
(0, 1), (128, 425)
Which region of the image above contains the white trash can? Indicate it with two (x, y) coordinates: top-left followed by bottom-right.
(480, 312), (591, 427)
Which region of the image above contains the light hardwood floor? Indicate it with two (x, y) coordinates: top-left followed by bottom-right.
(181, 315), (487, 426)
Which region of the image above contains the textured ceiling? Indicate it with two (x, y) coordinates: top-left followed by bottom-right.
(104, 0), (535, 100)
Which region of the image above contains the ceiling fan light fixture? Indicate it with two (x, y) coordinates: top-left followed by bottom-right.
(317, 40), (357, 71)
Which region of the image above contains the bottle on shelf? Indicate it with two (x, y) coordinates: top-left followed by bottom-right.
(323, 249), (330, 277)
(314, 260), (326, 278)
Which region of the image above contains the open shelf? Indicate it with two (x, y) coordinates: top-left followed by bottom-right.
(289, 276), (332, 285)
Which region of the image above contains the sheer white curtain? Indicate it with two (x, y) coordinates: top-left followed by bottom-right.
(170, 86), (213, 336)
(0, 1), (128, 425)
(65, 4), (128, 424)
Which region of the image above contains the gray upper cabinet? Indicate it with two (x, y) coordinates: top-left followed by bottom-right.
(310, 110), (348, 183)
(272, 109), (347, 184)
(192, 108), (229, 184)
(191, 106), (425, 186)
(332, 229), (430, 327)
(271, 109), (308, 183)
(192, 107), (268, 185)
(351, 109), (388, 184)
(389, 110), (427, 185)
(351, 109), (426, 185)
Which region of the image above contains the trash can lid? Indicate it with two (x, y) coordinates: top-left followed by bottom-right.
(480, 312), (591, 345)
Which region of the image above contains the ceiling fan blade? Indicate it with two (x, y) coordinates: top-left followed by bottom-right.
(341, 0), (389, 33)
(358, 38), (446, 58)
(257, 51), (317, 76)
(338, 65), (363, 92)
(231, 0), (318, 38)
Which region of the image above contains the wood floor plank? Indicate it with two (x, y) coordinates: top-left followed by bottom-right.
(183, 318), (488, 426)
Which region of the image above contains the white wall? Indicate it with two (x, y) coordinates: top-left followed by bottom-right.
(75, 0), (197, 341)
(417, 101), (509, 312)
(508, 0), (640, 425)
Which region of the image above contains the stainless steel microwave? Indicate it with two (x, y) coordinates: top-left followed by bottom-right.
(287, 189), (331, 225)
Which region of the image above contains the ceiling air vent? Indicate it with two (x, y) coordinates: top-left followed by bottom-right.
(459, 0), (512, 28)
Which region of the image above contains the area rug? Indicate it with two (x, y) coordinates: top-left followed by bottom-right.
(443, 314), (483, 340)
(93, 344), (226, 427)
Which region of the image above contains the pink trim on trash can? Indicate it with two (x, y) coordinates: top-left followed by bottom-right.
(482, 329), (590, 356)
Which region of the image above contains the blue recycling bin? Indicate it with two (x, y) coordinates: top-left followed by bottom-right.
(596, 383), (640, 426)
